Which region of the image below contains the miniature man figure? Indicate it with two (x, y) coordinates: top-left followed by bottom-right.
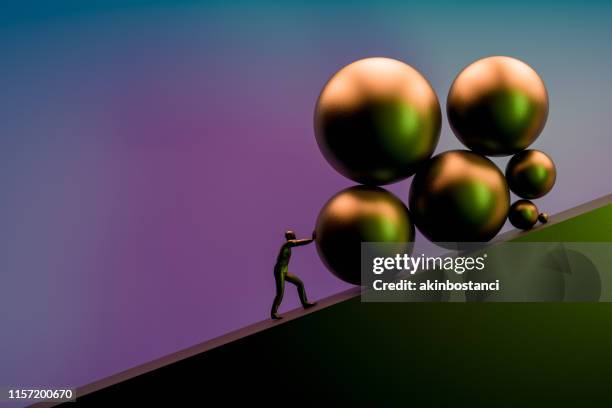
(271, 230), (317, 320)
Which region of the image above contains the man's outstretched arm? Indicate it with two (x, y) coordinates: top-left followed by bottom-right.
(288, 231), (316, 247)
(289, 238), (314, 247)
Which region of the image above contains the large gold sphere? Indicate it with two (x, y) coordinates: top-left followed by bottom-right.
(315, 186), (415, 285)
(409, 150), (510, 243)
(315, 57), (441, 185)
(447, 56), (548, 156)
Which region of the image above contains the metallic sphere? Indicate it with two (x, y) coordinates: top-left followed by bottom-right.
(315, 186), (415, 285)
(409, 150), (510, 243)
(315, 57), (441, 185)
(505, 149), (556, 199)
(538, 212), (549, 223)
(508, 200), (539, 230)
(447, 56), (548, 156)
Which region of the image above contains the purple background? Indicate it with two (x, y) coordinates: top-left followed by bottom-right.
(1, 0), (611, 402)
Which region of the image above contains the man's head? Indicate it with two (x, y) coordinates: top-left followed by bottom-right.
(285, 230), (296, 240)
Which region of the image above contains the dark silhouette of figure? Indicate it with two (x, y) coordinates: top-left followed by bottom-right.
(271, 230), (317, 320)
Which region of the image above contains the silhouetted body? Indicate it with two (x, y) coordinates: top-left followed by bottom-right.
(271, 231), (317, 320)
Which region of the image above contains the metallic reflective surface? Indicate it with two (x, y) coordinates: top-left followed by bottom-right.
(315, 186), (414, 285)
(409, 150), (510, 242)
(505, 149), (556, 199)
(447, 56), (548, 156)
(538, 212), (550, 223)
(508, 199), (539, 230)
(315, 57), (441, 185)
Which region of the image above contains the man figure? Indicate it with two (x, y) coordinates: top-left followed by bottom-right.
(271, 230), (317, 320)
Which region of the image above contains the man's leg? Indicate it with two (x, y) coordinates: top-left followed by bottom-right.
(271, 271), (285, 320)
(286, 273), (316, 309)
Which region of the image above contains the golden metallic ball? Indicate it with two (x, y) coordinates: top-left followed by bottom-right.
(447, 56), (548, 156)
(315, 186), (415, 285)
(508, 200), (539, 230)
(505, 149), (556, 199)
(409, 150), (510, 243)
(315, 57), (441, 185)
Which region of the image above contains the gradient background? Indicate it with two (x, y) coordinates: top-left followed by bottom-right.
(1, 0), (611, 402)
